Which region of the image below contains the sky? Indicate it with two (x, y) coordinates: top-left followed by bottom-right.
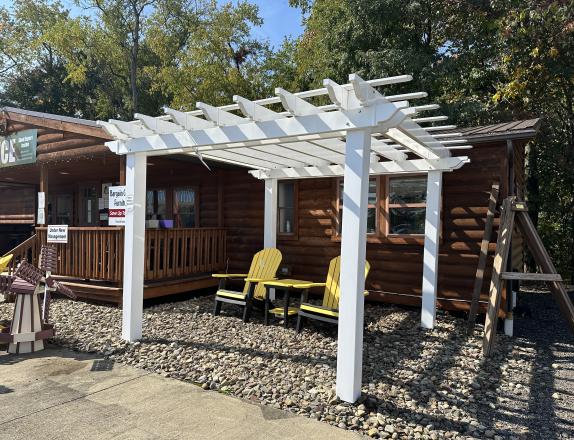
(0, 0), (304, 49)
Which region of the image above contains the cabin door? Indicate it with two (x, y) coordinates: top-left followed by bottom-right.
(78, 184), (99, 226)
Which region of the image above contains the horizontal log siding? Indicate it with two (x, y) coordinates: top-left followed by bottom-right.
(222, 142), (511, 312)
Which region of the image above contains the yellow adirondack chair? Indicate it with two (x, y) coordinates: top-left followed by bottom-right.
(212, 248), (282, 322)
(0, 254), (13, 274)
(295, 256), (370, 332)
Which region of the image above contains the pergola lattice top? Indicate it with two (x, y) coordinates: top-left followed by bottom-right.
(98, 74), (471, 179)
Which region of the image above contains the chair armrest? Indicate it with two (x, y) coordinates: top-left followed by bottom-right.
(292, 282), (326, 289)
(245, 277), (277, 283)
(212, 273), (248, 279)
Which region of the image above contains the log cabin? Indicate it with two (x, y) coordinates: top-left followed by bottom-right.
(0, 106), (539, 315)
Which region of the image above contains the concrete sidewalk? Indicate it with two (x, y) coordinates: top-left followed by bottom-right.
(0, 347), (361, 440)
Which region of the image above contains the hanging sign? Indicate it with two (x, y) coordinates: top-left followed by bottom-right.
(0, 129), (37, 168)
(47, 225), (68, 244)
(37, 192), (46, 225)
(108, 186), (126, 226)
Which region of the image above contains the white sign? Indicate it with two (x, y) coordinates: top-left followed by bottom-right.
(37, 208), (45, 225)
(109, 185), (126, 226)
(38, 192), (45, 209)
(47, 225), (68, 244)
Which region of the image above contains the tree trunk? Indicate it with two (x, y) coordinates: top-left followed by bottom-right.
(525, 141), (540, 272)
(130, 2), (140, 114)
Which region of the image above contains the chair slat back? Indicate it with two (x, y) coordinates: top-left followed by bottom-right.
(0, 254), (13, 274)
(242, 248), (282, 300)
(322, 256), (371, 309)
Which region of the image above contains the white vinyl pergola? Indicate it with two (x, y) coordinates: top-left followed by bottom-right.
(99, 73), (471, 403)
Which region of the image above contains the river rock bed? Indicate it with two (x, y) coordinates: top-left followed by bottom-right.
(1, 289), (572, 439)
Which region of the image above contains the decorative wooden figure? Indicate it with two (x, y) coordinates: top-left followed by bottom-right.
(0, 246), (76, 354)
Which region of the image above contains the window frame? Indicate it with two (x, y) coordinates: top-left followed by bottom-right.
(385, 175), (428, 238)
(277, 180), (299, 240)
(332, 174), (438, 245)
(146, 188), (168, 220)
(173, 186), (200, 228)
(334, 177), (380, 236)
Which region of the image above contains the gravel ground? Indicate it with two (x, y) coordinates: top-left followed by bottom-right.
(1, 287), (573, 439)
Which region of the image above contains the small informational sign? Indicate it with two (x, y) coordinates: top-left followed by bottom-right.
(47, 225), (68, 244)
(38, 192), (45, 209)
(37, 209), (45, 225)
(108, 186), (126, 226)
(0, 129), (37, 168)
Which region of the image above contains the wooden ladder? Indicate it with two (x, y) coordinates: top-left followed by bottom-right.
(481, 197), (574, 356)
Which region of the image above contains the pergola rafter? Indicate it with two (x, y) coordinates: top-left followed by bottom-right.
(98, 73), (471, 404)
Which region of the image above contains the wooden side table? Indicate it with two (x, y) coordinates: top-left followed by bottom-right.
(263, 279), (312, 327)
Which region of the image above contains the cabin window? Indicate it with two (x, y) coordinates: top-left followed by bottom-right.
(146, 189), (167, 220)
(387, 176), (427, 235)
(174, 188), (197, 228)
(278, 181), (297, 236)
(335, 175), (431, 238)
(337, 178), (378, 234)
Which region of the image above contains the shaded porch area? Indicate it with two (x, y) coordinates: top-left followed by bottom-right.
(5, 226), (226, 304)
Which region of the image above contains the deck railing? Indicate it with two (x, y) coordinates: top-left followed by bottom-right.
(3, 234), (39, 275)
(30, 227), (226, 284)
(145, 228), (227, 281)
(36, 227), (125, 282)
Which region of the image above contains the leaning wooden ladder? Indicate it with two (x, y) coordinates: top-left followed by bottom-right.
(480, 196), (574, 356)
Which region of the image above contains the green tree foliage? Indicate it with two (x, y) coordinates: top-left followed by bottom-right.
(288, 0), (574, 279)
(493, 1), (574, 280)
(145, 0), (271, 109)
(0, 0), (98, 116)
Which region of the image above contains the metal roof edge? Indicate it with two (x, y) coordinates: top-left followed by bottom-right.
(0, 106), (100, 128)
(466, 128), (539, 144)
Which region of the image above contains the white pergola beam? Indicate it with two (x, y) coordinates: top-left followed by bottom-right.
(234, 95), (283, 121)
(337, 129), (371, 403)
(197, 102), (248, 126)
(122, 152), (147, 342)
(264, 179), (278, 248)
(249, 156), (469, 180)
(163, 107), (215, 130)
(276, 87), (323, 116)
(109, 102), (402, 155)
(421, 170), (442, 329)
(135, 113), (182, 134)
(385, 127), (442, 160)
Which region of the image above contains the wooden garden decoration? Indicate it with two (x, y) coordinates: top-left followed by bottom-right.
(0, 246), (76, 354)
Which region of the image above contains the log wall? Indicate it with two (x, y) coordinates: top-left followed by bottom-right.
(220, 141), (520, 312)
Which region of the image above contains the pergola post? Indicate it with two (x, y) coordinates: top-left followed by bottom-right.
(421, 170), (442, 329)
(336, 129), (371, 403)
(264, 178), (277, 248)
(122, 152), (147, 341)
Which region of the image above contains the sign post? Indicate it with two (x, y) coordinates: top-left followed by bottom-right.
(108, 186), (127, 226)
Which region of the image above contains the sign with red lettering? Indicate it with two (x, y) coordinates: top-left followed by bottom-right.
(108, 186), (126, 226)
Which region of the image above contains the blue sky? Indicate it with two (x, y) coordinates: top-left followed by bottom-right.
(0, 0), (303, 48)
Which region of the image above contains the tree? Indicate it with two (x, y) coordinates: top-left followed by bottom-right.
(0, 0), (100, 117)
(145, 0), (271, 109)
(494, 1), (574, 279)
(76, 0), (158, 114)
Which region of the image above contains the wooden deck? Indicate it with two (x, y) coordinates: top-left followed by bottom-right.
(5, 227), (226, 305)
